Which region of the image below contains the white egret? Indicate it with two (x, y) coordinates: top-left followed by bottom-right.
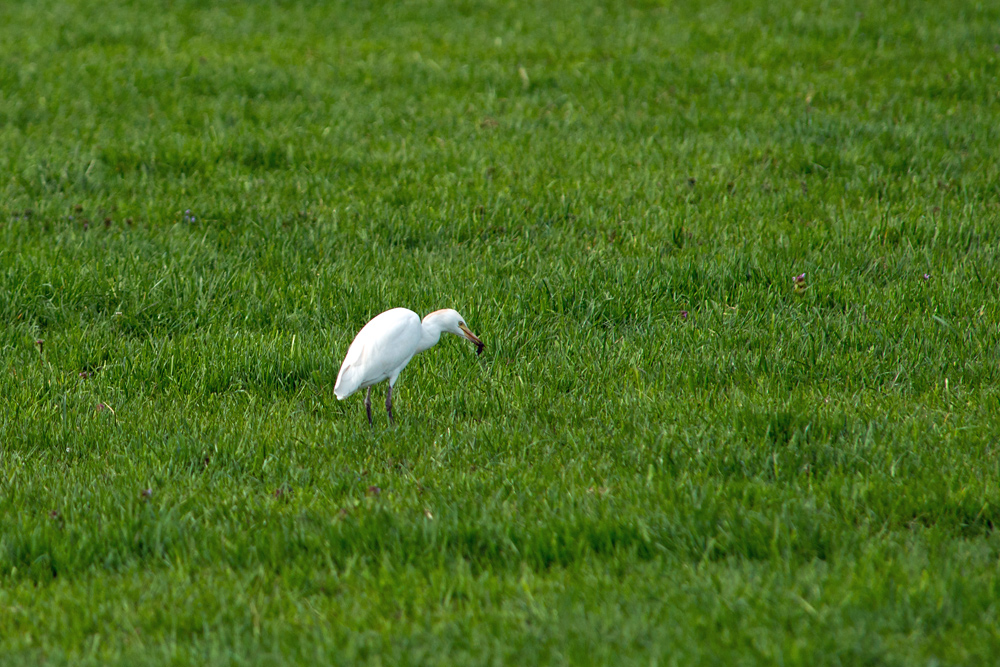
(334, 308), (484, 425)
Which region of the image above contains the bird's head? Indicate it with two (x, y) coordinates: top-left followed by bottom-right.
(424, 309), (484, 354)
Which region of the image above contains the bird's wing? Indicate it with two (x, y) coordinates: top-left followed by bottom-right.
(335, 309), (421, 399)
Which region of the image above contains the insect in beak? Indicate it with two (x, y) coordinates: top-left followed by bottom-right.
(459, 323), (484, 355)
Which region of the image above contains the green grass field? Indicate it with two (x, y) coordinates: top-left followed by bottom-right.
(2, 0), (1000, 663)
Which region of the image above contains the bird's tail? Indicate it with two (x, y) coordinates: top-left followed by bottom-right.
(334, 364), (360, 400)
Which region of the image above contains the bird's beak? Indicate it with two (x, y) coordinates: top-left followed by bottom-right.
(459, 323), (484, 355)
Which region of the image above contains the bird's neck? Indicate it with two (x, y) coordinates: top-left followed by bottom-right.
(416, 320), (443, 354)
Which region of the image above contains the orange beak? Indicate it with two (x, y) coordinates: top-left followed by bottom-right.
(459, 323), (484, 355)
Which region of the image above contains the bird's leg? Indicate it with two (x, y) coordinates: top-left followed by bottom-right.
(365, 387), (373, 426)
(386, 384), (395, 425)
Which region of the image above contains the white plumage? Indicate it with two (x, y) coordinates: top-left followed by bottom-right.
(335, 307), (483, 424)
